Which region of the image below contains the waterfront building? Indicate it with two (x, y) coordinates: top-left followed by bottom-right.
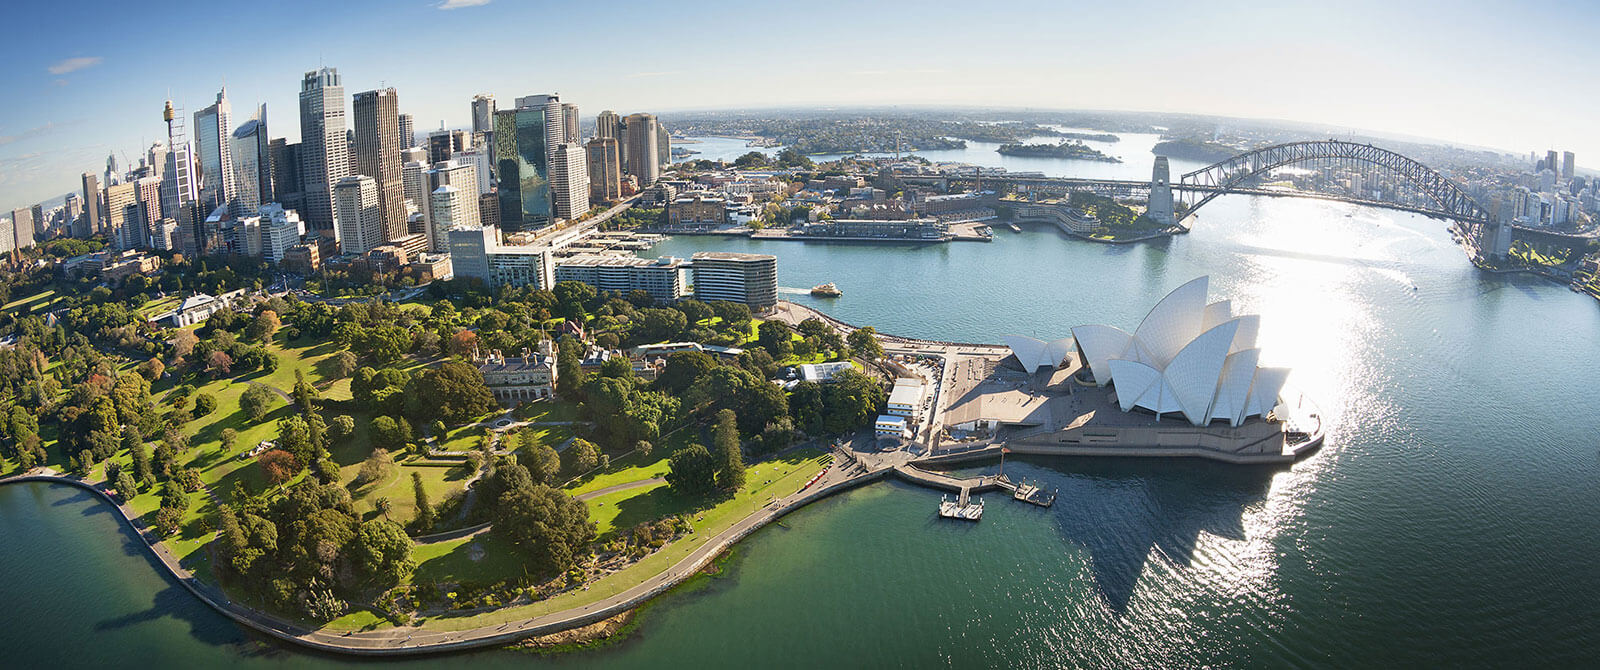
(799, 361), (856, 383)
(398, 113), (415, 150)
(1000, 336), (1075, 372)
(334, 175), (382, 255)
(299, 67), (349, 232)
(193, 87), (235, 212)
(656, 124), (670, 169)
(494, 106), (553, 230)
(471, 94), (496, 135)
(554, 254), (687, 303)
(80, 172), (101, 238)
(691, 251), (777, 308)
(585, 137), (621, 203)
(799, 218), (948, 240)
(1148, 156), (1175, 225)
(550, 142), (589, 221)
(624, 113), (660, 186)
(1071, 276), (1289, 427)
(353, 88), (407, 242)
(887, 378), (925, 420)
(230, 105), (274, 214)
(667, 193), (727, 228)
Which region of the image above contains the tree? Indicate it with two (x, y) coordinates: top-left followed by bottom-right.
(351, 518), (414, 589)
(113, 469), (138, 501)
(556, 337), (586, 400)
(494, 484), (595, 576)
(527, 444), (561, 484)
(656, 350), (716, 395)
(293, 369), (318, 410)
(374, 497), (392, 519)
(448, 329), (479, 358)
(258, 449), (298, 487)
(822, 369), (887, 434)
(194, 392), (217, 417)
(848, 327), (884, 360)
(758, 320), (793, 357)
(219, 427), (238, 453)
(678, 299), (712, 325)
(633, 308), (687, 342)
(666, 444), (718, 495)
(709, 301), (751, 328)
(354, 448), (395, 488)
(412, 472), (435, 532)
(131, 439), (153, 486)
(369, 416), (411, 452)
(241, 384), (274, 422)
(172, 330), (199, 363)
(248, 310), (281, 342)
(207, 350), (234, 377)
(155, 506), (184, 538)
(407, 361), (497, 423)
(712, 409), (746, 490)
(331, 350), (358, 379)
(329, 415), (355, 439)
(137, 357), (166, 382)
(567, 438), (600, 473)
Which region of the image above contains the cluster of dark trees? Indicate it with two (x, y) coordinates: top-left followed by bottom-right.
(479, 458), (595, 576)
(214, 478), (414, 620)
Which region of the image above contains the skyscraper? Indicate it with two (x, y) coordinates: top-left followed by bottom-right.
(429, 185), (479, 243)
(353, 88), (407, 242)
(80, 172), (101, 238)
(624, 113), (660, 186)
(398, 113), (415, 150)
(656, 123), (671, 168)
(595, 110), (621, 141)
(134, 176), (163, 248)
(193, 87), (236, 212)
(1545, 150), (1560, 180)
(159, 100), (198, 228)
(8, 207), (34, 251)
(424, 160), (479, 251)
(585, 137), (621, 203)
(231, 104), (274, 213)
(514, 94), (564, 151)
(1562, 151), (1576, 180)
(334, 175), (382, 255)
(471, 94), (496, 135)
(103, 182), (136, 250)
(550, 143), (589, 221)
(495, 106), (553, 230)
(299, 67), (349, 232)
(562, 103), (580, 143)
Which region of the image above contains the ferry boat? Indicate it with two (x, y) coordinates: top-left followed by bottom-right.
(810, 283), (843, 297)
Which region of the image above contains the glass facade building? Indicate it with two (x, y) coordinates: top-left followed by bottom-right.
(495, 108), (552, 230)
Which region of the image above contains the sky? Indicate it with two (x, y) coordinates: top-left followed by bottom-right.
(3, 0), (1598, 211)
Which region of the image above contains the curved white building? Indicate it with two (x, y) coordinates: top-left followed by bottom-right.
(1001, 335), (1074, 372)
(1071, 277), (1289, 427)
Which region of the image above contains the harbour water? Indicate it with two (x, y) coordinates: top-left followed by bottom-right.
(4, 134), (1600, 667)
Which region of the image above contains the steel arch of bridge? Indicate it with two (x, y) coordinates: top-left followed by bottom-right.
(1177, 140), (1490, 224)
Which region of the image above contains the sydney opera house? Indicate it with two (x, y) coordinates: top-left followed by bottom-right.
(1002, 276), (1290, 427)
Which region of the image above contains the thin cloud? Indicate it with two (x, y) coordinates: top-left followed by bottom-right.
(627, 71), (681, 79)
(0, 123), (56, 147)
(437, 0), (490, 8)
(47, 56), (102, 75)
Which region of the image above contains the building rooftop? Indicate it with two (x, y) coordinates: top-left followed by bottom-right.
(692, 251), (776, 262)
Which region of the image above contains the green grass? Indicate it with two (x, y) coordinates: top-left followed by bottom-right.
(2, 289), (58, 313)
(411, 532), (529, 585)
(585, 481), (671, 536)
(513, 398), (581, 423)
(564, 451), (671, 497)
(438, 426), (489, 452)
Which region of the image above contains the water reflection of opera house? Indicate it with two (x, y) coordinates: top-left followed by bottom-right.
(938, 277), (1322, 464)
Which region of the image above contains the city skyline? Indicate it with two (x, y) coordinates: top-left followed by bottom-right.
(3, 0), (1600, 210)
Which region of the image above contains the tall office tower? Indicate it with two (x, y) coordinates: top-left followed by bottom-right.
(8, 207), (34, 251)
(333, 175), (382, 254)
(624, 113), (660, 186)
(562, 103), (580, 142)
(105, 153), (120, 185)
(269, 139), (304, 212)
(0, 218), (11, 254)
(402, 147), (428, 164)
(29, 204), (44, 241)
(429, 185), (480, 244)
(478, 192), (499, 228)
(398, 113), (415, 149)
(133, 176), (163, 247)
(595, 110), (621, 141)
(63, 194), (82, 235)
(1545, 150), (1559, 179)
(299, 67), (349, 232)
(1563, 151), (1576, 180)
(104, 182), (136, 250)
(471, 94), (496, 134)
(257, 203), (306, 263)
(402, 160), (428, 212)
(452, 146), (493, 195)
(80, 172), (101, 237)
(146, 142), (168, 179)
(495, 106), (553, 230)
(550, 143), (589, 220)
(514, 93), (564, 150)
(585, 137), (621, 202)
(427, 130), (457, 164)
(159, 100), (198, 224)
(423, 160), (479, 250)
(231, 104), (274, 213)
(353, 88), (407, 242)
(193, 87), (236, 212)
(656, 124), (670, 168)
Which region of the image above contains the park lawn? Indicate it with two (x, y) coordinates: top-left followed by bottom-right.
(348, 459), (473, 520)
(512, 398), (581, 423)
(138, 295), (182, 319)
(564, 450), (671, 497)
(384, 447), (830, 633)
(246, 336), (346, 393)
(410, 532), (528, 586)
(438, 425), (489, 452)
(398, 302), (433, 316)
(585, 480), (670, 536)
(164, 377), (293, 493)
(2, 288), (58, 313)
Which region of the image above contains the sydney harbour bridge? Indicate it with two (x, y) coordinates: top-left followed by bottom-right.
(917, 139), (1593, 257)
